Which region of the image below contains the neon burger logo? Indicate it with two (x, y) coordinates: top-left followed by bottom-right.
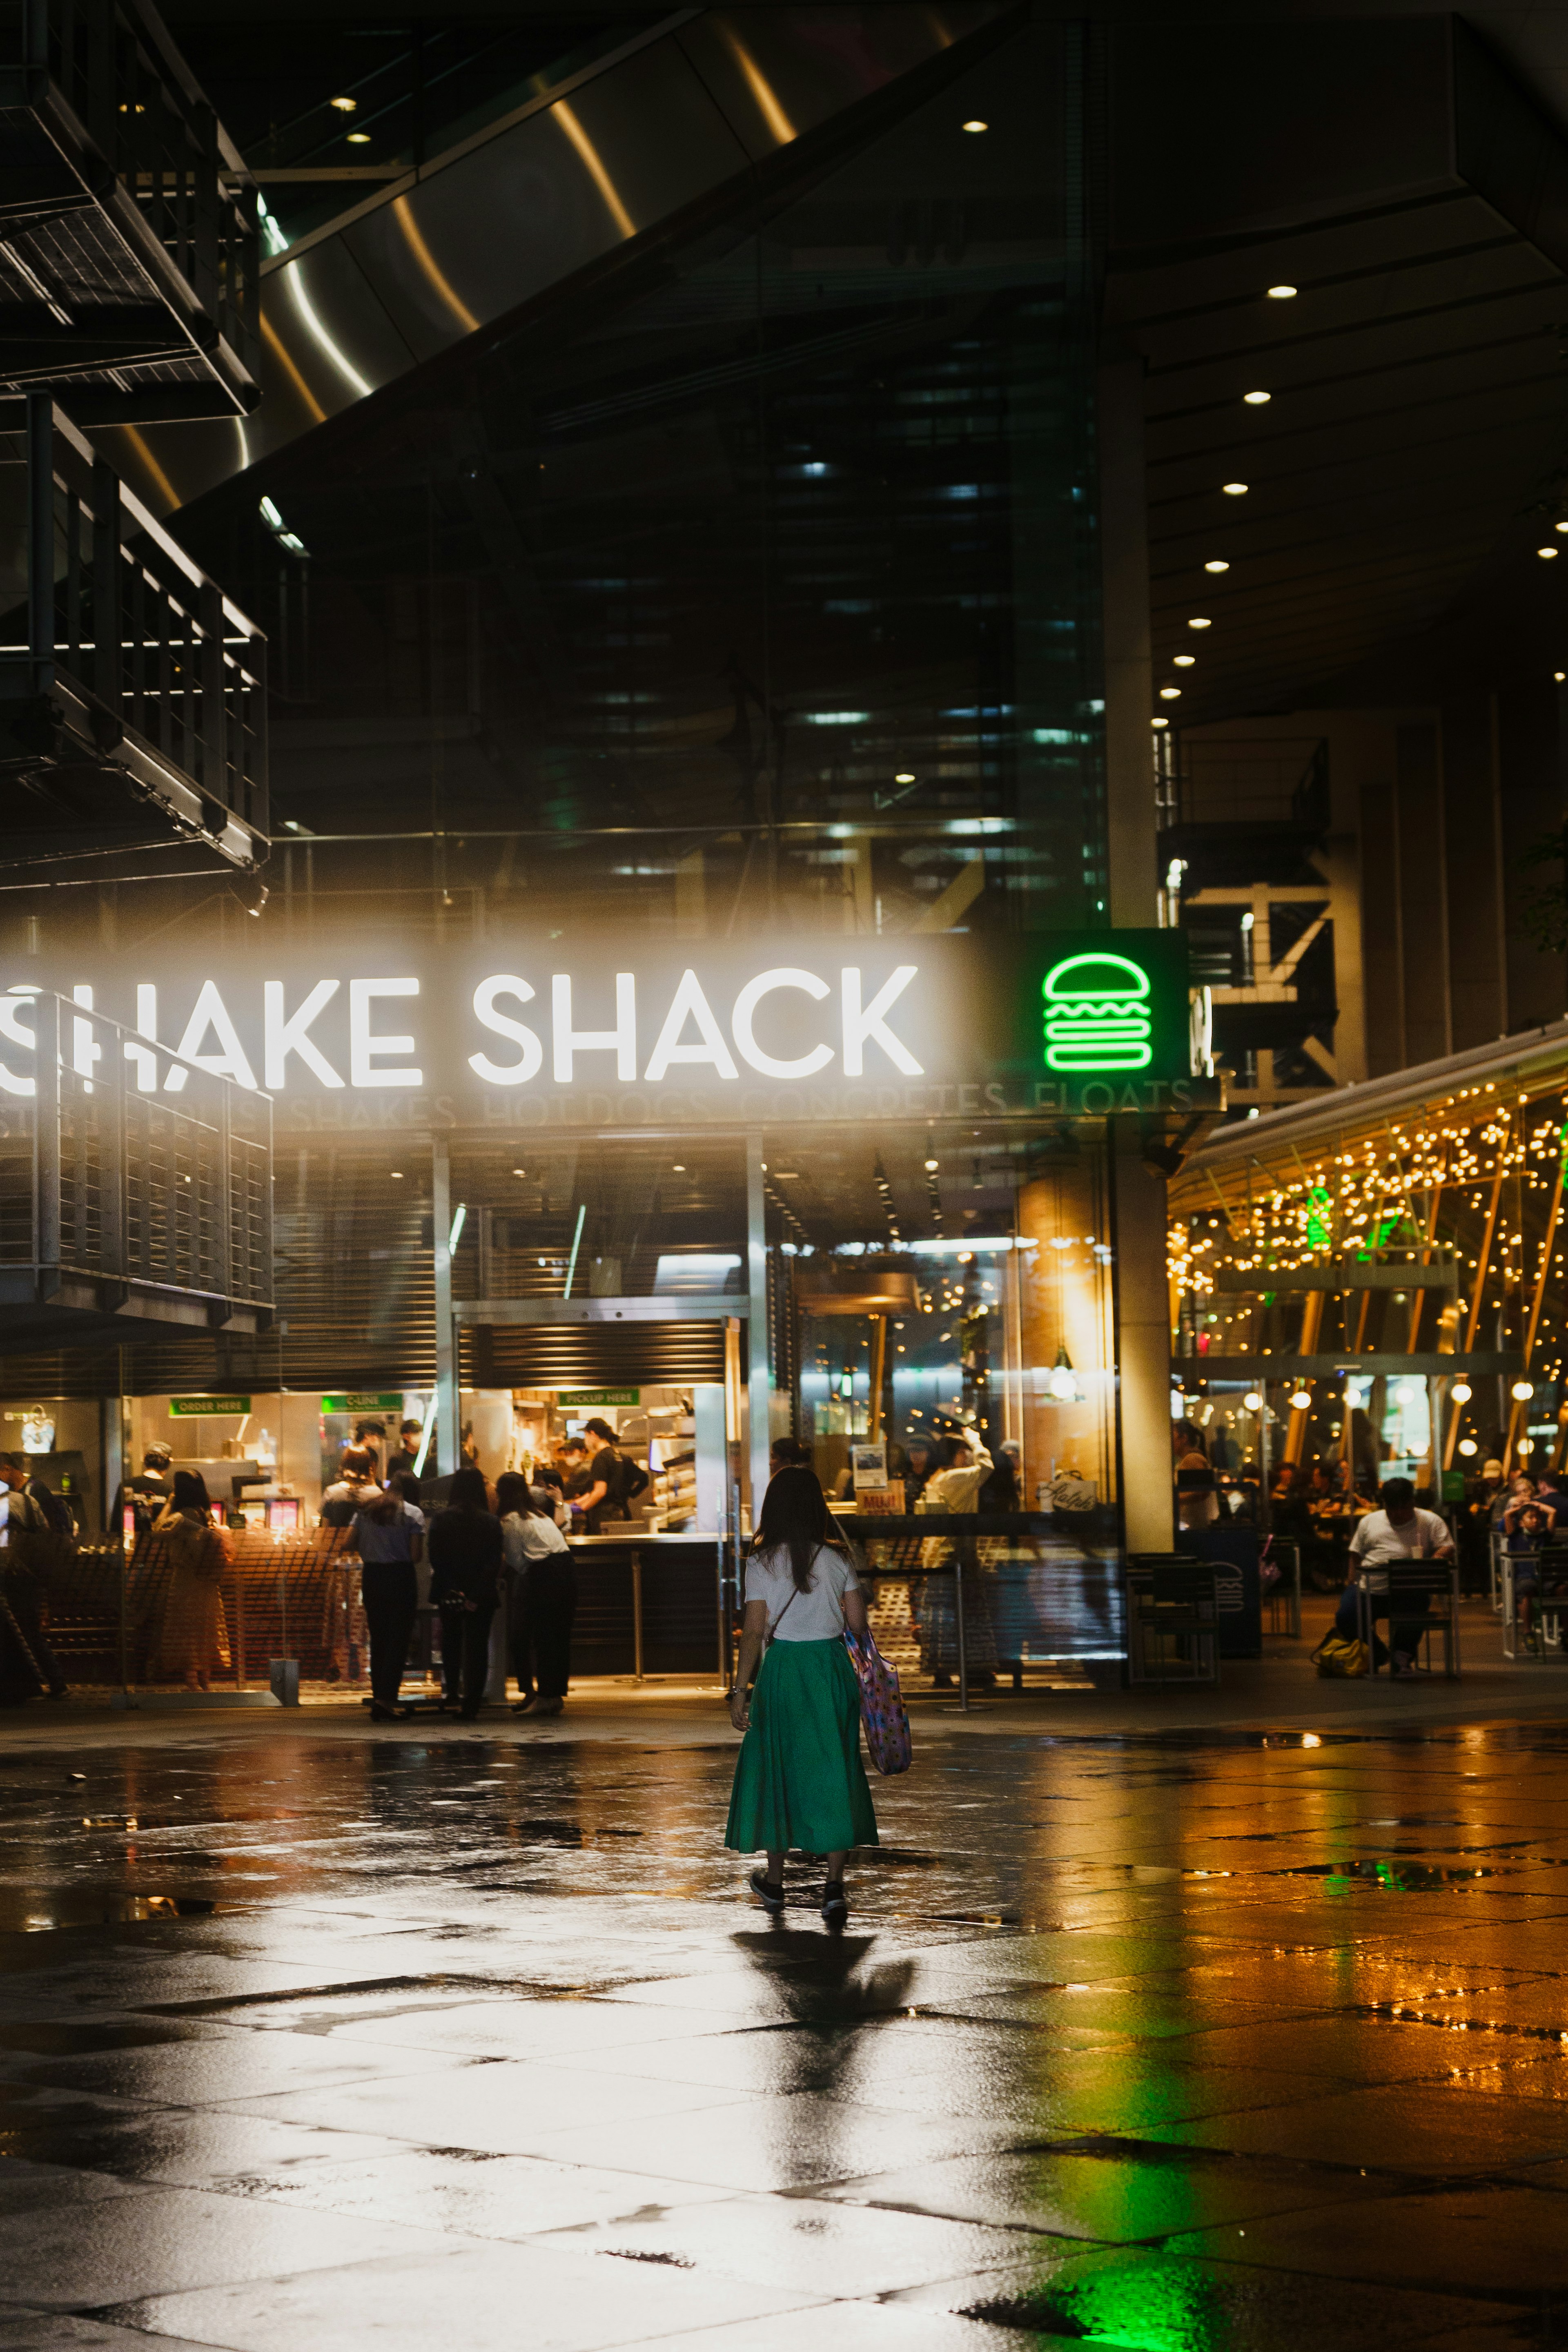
(1041, 952), (1152, 1072)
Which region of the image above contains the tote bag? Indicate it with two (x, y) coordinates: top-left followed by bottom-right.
(843, 1626), (913, 1774)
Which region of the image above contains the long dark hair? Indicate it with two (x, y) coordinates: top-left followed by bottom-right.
(448, 1467), (490, 1514)
(494, 1471), (530, 1519)
(753, 1464), (846, 1593)
(390, 1469), (421, 1508)
(171, 1469), (211, 1519)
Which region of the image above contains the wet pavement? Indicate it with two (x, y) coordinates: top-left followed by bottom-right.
(1, 1701), (1567, 2350)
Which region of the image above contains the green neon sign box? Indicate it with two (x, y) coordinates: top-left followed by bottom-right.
(987, 930), (1191, 1092)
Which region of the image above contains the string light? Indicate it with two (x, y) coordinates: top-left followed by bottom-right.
(1169, 1082), (1568, 1458)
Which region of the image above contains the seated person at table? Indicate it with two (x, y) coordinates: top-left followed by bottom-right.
(1508, 1502), (1552, 1647)
(1333, 1476), (1454, 1677)
(1503, 1477), (1556, 1535)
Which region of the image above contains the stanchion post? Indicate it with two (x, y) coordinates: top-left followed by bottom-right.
(631, 1548), (644, 1683)
(955, 1543), (969, 1714)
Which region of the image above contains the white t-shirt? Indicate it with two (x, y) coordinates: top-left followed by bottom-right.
(501, 1510), (570, 1569)
(744, 1542), (859, 1640)
(1349, 1507), (1452, 1594)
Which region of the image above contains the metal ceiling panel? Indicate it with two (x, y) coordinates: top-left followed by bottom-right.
(97, 2), (1010, 519)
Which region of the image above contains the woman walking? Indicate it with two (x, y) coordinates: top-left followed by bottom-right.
(725, 1466), (878, 1924)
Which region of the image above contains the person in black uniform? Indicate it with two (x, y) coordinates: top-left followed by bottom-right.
(385, 1419), (430, 1482)
(428, 1467), (502, 1718)
(577, 1418), (648, 1532)
(110, 1444), (172, 1541)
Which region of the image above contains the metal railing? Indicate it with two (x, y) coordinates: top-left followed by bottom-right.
(0, 989), (272, 1322)
(7, 0), (261, 401)
(4, 397), (267, 846)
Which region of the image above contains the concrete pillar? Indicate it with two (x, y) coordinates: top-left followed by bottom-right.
(431, 1136), (458, 1475)
(1442, 695), (1506, 1051)
(1098, 357), (1157, 928)
(1498, 682), (1567, 1033)
(1098, 359), (1170, 1546)
(1359, 759), (1404, 1076)
(746, 1130), (770, 1516)
(1018, 1161), (1116, 1512)
(1395, 722), (1450, 1067)
(1111, 1124), (1175, 1554)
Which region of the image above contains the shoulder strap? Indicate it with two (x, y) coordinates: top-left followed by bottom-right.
(766, 1585), (797, 1645)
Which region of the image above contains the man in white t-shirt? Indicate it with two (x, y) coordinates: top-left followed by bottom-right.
(1337, 1477), (1454, 1676)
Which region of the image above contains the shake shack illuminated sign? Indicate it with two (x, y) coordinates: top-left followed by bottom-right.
(5, 930), (1196, 1130)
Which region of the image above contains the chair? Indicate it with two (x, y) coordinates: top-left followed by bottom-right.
(1357, 1562), (1461, 1680)
(1502, 1541), (1568, 1662)
(1123, 1555), (1219, 1686)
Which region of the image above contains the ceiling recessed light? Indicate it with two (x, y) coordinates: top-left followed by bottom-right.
(330, 95), (357, 111)
(924, 1157), (939, 1170)
(1557, 671), (1566, 682)
(894, 771), (915, 783)
(1243, 390), (1271, 405)
(1173, 654), (1195, 667)
(1222, 482), (1248, 496)
(1151, 715), (1169, 728)
(1539, 546), (1559, 560)
(1188, 616), (1212, 630)
(1204, 559), (1229, 573)
(345, 130), (371, 143)
(390, 1170), (404, 1179)
(962, 118), (988, 132)
(1267, 283), (1297, 299)
(512, 1167), (527, 1177)
(672, 1164), (685, 1172)
(1555, 522), (1568, 534)
(1159, 686), (1182, 700)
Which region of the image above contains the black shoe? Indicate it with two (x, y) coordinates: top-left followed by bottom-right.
(821, 1881), (848, 1928)
(535, 1697), (563, 1717)
(459, 1705), (481, 1720)
(748, 1868), (785, 1913)
(370, 1702), (414, 1721)
(511, 1694), (537, 1714)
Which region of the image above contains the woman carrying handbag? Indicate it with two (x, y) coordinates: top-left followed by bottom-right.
(725, 1467), (880, 1925)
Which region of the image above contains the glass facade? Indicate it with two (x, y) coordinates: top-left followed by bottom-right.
(180, 11), (1104, 946)
(0, 9), (1140, 1697)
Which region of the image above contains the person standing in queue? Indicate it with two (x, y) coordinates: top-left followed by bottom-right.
(725, 1465), (878, 1926)
(428, 1467), (502, 1719)
(147, 1471), (232, 1690)
(0, 1453), (71, 1700)
(321, 1446), (382, 1529)
(498, 1470), (577, 1716)
(353, 1483), (425, 1721)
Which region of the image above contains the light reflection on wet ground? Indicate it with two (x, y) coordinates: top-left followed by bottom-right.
(0, 1719), (1566, 2350)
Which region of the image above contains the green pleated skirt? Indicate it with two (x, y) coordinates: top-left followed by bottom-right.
(725, 1636), (880, 1855)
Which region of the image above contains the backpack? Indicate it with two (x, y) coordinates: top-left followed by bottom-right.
(619, 1457), (650, 1505)
(9, 1481), (77, 1581)
(1314, 1633), (1369, 1678)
